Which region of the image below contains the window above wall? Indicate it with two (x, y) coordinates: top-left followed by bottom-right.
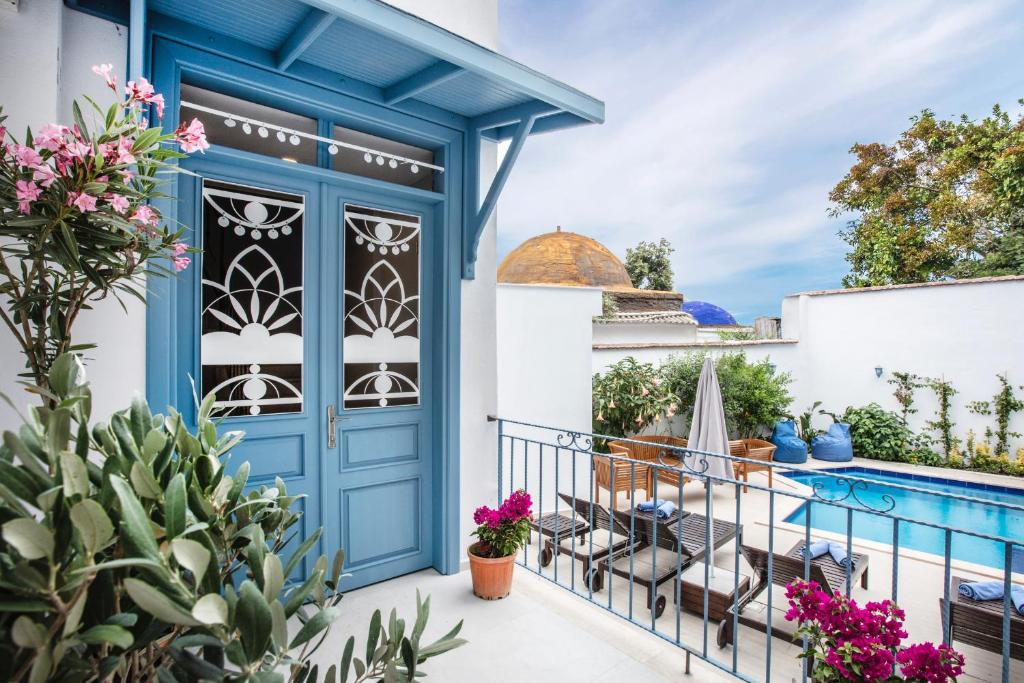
(180, 84), (439, 190)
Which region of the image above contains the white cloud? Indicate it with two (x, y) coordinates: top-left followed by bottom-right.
(498, 0), (1018, 295)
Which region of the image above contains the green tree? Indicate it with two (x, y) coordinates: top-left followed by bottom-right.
(624, 238), (675, 290)
(829, 102), (1024, 287)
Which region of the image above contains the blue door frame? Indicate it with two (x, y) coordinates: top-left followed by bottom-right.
(144, 35), (463, 578)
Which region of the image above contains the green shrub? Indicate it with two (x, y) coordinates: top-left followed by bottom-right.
(0, 356), (464, 682)
(592, 357), (676, 440)
(842, 403), (914, 461)
(659, 352), (793, 438)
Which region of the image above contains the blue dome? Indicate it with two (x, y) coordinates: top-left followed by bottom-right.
(681, 301), (737, 325)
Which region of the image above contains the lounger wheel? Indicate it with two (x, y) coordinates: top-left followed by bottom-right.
(649, 594), (666, 618)
(583, 567), (604, 592)
(539, 546), (554, 567)
(716, 619), (731, 648)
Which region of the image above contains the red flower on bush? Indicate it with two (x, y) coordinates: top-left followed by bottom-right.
(785, 579), (963, 682)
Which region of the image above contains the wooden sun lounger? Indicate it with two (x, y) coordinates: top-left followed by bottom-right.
(531, 492), (638, 575)
(718, 541), (869, 648)
(942, 576), (1024, 661)
(582, 506), (741, 618)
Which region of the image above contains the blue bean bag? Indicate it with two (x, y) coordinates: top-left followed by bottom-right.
(770, 420), (808, 464)
(811, 423), (854, 462)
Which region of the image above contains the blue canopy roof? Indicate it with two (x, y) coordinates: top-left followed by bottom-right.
(681, 301), (738, 326)
(66, 0), (605, 138)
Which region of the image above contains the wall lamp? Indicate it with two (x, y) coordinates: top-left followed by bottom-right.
(768, 363), (777, 374)
(874, 366), (884, 378)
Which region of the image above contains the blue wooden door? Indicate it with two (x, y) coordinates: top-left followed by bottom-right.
(181, 158), (434, 588)
(321, 185), (435, 590)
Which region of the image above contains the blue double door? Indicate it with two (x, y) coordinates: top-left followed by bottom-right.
(185, 158), (436, 589)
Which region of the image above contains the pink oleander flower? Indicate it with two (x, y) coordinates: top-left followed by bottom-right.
(172, 241), (188, 257)
(62, 139), (92, 162)
(91, 63), (117, 90)
(107, 194), (130, 214)
(11, 144), (43, 167)
(33, 123), (68, 152)
(126, 77), (164, 118)
(175, 118), (209, 153)
(114, 136), (136, 165)
(130, 204), (159, 226)
(31, 164), (56, 188)
(173, 255), (191, 272)
(15, 179), (41, 214)
(69, 191), (98, 213)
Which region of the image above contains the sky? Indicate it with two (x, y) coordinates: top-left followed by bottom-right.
(495, 0), (1024, 322)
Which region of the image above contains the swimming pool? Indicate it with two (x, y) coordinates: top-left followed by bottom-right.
(783, 467), (1024, 571)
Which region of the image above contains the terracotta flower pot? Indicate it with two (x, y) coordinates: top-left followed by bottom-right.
(467, 543), (516, 600)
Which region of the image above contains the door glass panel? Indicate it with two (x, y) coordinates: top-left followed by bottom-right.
(331, 124), (437, 191)
(343, 205), (421, 409)
(201, 179), (305, 416)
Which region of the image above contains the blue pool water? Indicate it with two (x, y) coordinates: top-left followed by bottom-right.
(783, 467), (1024, 571)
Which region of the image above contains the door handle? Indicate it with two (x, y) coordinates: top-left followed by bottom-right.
(327, 405), (350, 448)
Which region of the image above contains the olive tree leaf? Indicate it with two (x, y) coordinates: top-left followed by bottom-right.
(191, 593), (228, 626)
(59, 451), (90, 499)
(3, 517), (54, 560)
(12, 615), (47, 649)
(262, 554), (284, 602)
(165, 473), (187, 539)
(69, 499), (114, 553)
(109, 476), (161, 560)
(130, 462), (162, 499)
(79, 624), (134, 649)
(123, 578), (199, 626)
(171, 538), (211, 585)
(237, 580), (273, 662)
(290, 606), (341, 650)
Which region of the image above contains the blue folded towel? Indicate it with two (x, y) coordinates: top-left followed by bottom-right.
(798, 540), (850, 568)
(636, 499), (677, 519)
(959, 581), (1024, 615)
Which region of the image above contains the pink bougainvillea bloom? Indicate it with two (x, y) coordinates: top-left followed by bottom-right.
(31, 164), (56, 188)
(175, 118), (209, 153)
(69, 191), (98, 213)
(91, 63), (117, 89)
(130, 204), (159, 226)
(33, 123), (68, 152)
(12, 144), (43, 167)
(107, 194), (130, 214)
(15, 179), (41, 214)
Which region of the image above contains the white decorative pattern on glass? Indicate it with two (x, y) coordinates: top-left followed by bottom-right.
(202, 184), (305, 241)
(343, 205), (420, 409)
(201, 180), (304, 416)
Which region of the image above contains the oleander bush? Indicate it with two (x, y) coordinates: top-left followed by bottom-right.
(0, 355), (464, 682)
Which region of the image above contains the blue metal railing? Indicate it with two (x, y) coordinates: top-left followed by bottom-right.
(489, 416), (1022, 682)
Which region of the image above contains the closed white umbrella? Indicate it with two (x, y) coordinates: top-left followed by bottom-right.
(683, 356), (735, 576)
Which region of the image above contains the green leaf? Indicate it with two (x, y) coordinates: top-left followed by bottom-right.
(171, 538), (211, 585)
(339, 637), (354, 683)
(48, 354), (85, 396)
(60, 451), (90, 498)
(270, 599), (288, 652)
(237, 580), (273, 662)
(262, 554), (284, 602)
(289, 606), (340, 649)
(401, 638), (416, 680)
(70, 499), (114, 553)
(79, 624), (133, 649)
(283, 527), (322, 580)
(191, 593), (228, 625)
(130, 461), (162, 499)
(12, 615), (47, 649)
(47, 408), (72, 459)
(366, 609), (382, 665)
(165, 473), (187, 539)
(141, 429), (167, 464)
(123, 577), (199, 626)
(62, 590), (88, 637)
(109, 476), (161, 560)
(3, 517), (54, 560)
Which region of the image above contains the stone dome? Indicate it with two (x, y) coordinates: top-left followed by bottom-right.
(681, 301), (737, 325)
(498, 228), (634, 290)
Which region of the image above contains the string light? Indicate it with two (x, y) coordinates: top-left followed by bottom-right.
(181, 100), (444, 174)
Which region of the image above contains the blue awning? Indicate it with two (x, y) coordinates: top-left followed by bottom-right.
(65, 0), (604, 138)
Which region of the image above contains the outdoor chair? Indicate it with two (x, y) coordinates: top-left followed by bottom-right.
(770, 420), (808, 464)
(595, 440), (652, 510)
(733, 438), (777, 493)
(717, 541), (869, 649)
(582, 505), (742, 618)
(941, 576), (1024, 662)
(535, 492), (639, 576)
(625, 435), (693, 494)
(810, 423), (854, 462)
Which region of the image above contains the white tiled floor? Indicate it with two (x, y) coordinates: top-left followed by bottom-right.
(308, 461), (1021, 682)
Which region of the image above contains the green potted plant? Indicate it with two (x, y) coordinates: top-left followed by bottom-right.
(467, 490), (532, 600)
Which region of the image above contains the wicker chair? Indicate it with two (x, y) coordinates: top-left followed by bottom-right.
(594, 441), (651, 510)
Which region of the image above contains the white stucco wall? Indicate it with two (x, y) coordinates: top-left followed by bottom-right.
(592, 321), (697, 346)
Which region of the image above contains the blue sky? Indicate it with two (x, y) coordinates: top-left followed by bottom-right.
(495, 1), (1024, 322)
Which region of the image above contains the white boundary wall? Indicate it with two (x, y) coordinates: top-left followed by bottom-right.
(501, 276), (1024, 454)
